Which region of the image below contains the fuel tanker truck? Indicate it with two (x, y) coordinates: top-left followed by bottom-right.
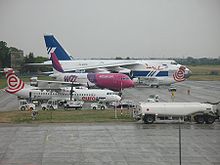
(133, 102), (218, 124)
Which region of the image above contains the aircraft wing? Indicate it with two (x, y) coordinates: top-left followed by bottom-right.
(62, 61), (140, 73)
(26, 60), (140, 72)
(25, 62), (52, 66)
(37, 80), (81, 86)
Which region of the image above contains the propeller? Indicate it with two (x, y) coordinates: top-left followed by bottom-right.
(70, 82), (74, 101)
(87, 82), (90, 89)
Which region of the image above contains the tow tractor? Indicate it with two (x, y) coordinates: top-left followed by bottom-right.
(19, 99), (35, 111)
(91, 102), (107, 110)
(41, 100), (58, 110)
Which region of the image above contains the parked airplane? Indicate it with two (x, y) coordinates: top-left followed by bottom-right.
(133, 65), (189, 87)
(43, 34), (191, 82)
(3, 68), (121, 102)
(49, 50), (134, 91)
(44, 34), (189, 71)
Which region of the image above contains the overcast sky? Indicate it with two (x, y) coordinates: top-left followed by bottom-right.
(0, 0), (220, 59)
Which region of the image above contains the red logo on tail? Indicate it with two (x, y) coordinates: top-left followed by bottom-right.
(4, 70), (24, 94)
(173, 66), (186, 82)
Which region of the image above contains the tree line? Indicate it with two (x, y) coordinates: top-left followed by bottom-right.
(174, 57), (220, 65)
(1, 40), (220, 69)
(0, 41), (11, 68)
(0, 41), (48, 68)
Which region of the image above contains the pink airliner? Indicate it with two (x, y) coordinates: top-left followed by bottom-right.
(50, 51), (134, 91)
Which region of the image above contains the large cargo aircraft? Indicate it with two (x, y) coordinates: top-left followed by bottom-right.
(3, 68), (121, 102)
(43, 34), (191, 86)
(42, 34), (191, 84)
(43, 34), (191, 80)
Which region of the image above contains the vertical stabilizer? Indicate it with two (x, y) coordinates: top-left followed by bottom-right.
(44, 34), (72, 60)
(51, 52), (65, 73)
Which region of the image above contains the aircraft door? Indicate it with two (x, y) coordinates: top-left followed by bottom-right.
(87, 73), (96, 84)
(29, 92), (32, 102)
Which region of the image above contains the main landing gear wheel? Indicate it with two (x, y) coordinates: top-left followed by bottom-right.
(143, 115), (155, 124)
(194, 115), (205, 124)
(205, 115), (215, 124)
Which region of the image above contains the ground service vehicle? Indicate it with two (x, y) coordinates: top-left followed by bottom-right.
(110, 100), (136, 109)
(168, 86), (177, 92)
(64, 100), (84, 109)
(91, 103), (107, 110)
(41, 100), (58, 110)
(133, 102), (217, 124)
(19, 100), (35, 111)
(147, 95), (159, 102)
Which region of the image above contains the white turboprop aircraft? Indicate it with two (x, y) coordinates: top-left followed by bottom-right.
(3, 68), (121, 102)
(41, 34), (191, 82)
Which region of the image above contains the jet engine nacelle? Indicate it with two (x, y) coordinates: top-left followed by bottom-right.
(118, 68), (132, 77)
(94, 68), (110, 73)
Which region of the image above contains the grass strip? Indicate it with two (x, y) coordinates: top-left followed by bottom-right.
(0, 109), (134, 123)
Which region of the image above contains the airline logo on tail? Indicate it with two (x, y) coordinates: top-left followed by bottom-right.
(44, 34), (72, 60)
(4, 68), (24, 94)
(173, 66), (186, 82)
(47, 47), (56, 56)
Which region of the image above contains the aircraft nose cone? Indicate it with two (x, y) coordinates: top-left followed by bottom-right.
(129, 80), (135, 88)
(116, 95), (121, 101)
(121, 79), (134, 89)
(184, 69), (192, 78)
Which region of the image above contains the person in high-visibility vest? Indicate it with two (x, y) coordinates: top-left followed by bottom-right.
(171, 91), (175, 97)
(171, 91), (175, 102)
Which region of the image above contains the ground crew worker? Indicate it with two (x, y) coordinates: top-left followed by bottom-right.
(31, 109), (38, 120)
(187, 88), (191, 95)
(171, 91), (175, 101)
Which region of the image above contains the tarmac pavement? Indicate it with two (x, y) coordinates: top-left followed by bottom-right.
(0, 123), (219, 165)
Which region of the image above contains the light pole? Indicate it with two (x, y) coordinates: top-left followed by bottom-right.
(114, 102), (117, 119)
(179, 118), (182, 165)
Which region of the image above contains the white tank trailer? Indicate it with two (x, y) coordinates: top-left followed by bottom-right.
(133, 102), (218, 124)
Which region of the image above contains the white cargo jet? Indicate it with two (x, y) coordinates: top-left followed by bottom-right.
(41, 34), (191, 81)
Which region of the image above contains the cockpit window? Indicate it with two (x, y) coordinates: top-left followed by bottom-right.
(121, 77), (129, 80)
(171, 62), (177, 65)
(162, 64), (168, 66)
(107, 92), (118, 95)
